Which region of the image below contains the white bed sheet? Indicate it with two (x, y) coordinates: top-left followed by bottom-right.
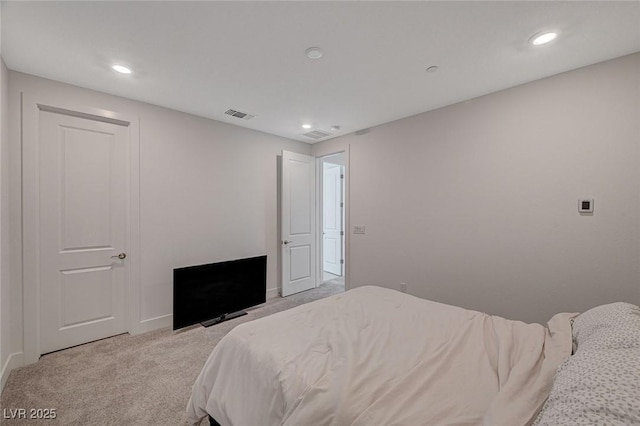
(187, 286), (574, 426)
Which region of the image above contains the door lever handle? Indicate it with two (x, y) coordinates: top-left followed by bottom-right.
(282, 240), (292, 245)
(111, 253), (127, 260)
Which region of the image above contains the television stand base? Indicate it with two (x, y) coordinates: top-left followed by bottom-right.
(201, 310), (248, 327)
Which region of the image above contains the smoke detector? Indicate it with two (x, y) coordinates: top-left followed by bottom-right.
(305, 47), (324, 60)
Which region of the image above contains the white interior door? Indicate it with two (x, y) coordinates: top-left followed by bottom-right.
(323, 162), (343, 276)
(281, 150), (316, 297)
(39, 109), (129, 354)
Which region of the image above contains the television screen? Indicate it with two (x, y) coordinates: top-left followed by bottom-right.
(173, 255), (267, 330)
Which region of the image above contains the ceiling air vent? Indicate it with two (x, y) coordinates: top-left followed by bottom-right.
(303, 129), (331, 140)
(224, 109), (255, 120)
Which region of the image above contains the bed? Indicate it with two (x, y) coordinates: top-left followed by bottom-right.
(187, 286), (640, 426)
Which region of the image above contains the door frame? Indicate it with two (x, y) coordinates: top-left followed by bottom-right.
(315, 149), (349, 289)
(21, 94), (141, 365)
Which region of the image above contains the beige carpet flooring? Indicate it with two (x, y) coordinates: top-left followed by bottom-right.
(0, 282), (344, 425)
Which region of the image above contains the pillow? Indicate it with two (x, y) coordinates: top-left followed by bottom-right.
(532, 347), (640, 425)
(572, 302), (640, 351)
(533, 302), (640, 426)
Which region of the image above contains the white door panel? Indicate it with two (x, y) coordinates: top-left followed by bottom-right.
(290, 245), (311, 281)
(281, 151), (316, 296)
(39, 110), (128, 354)
(61, 128), (111, 246)
(323, 162), (343, 276)
(59, 266), (114, 327)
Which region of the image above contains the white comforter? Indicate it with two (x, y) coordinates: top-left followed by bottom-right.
(187, 286), (574, 426)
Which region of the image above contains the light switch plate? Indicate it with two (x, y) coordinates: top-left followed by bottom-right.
(353, 226), (366, 234)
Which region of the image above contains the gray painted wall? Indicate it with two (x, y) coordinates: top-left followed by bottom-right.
(0, 56), (12, 388)
(313, 52), (640, 323)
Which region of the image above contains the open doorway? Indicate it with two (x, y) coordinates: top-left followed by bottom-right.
(320, 153), (345, 289)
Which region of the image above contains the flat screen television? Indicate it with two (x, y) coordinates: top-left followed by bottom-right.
(173, 255), (267, 330)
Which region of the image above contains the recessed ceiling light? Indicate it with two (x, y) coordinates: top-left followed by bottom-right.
(426, 66), (439, 73)
(330, 125), (341, 132)
(531, 32), (558, 46)
(305, 47), (324, 60)
(302, 124), (312, 129)
(112, 64), (132, 74)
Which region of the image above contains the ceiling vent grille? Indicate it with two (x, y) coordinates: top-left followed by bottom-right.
(224, 109), (255, 120)
(303, 129), (331, 140)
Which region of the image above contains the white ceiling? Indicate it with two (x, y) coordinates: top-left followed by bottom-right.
(2, 1), (639, 143)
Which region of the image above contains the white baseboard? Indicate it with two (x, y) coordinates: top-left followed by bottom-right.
(133, 289), (285, 335)
(1, 352), (24, 391)
(266, 287), (279, 300)
(132, 314), (173, 335)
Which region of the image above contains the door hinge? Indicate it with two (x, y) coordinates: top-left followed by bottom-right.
(340, 174), (344, 179)
(340, 231), (344, 236)
(340, 259), (344, 264)
(340, 202), (344, 208)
